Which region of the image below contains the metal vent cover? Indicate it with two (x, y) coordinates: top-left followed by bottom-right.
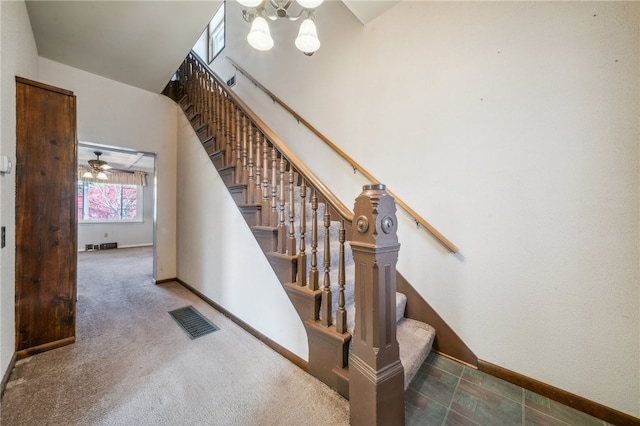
(168, 306), (219, 339)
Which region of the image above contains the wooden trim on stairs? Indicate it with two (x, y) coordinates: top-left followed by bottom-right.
(226, 57), (458, 254)
(174, 278), (308, 372)
(477, 359), (640, 426)
(396, 272), (477, 367)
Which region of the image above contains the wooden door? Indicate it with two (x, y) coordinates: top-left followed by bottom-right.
(15, 77), (77, 356)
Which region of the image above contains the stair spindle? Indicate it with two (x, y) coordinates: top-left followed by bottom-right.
(336, 220), (347, 334)
(254, 129), (262, 207)
(309, 192), (319, 291)
(287, 168), (296, 256)
(278, 157), (287, 253)
(241, 115), (249, 191)
(261, 135), (270, 226)
(235, 106), (242, 184)
(207, 78), (214, 139)
(215, 85), (222, 155)
(271, 147), (278, 228)
(297, 180), (307, 287)
(247, 122), (255, 204)
(223, 89), (232, 165)
(321, 204), (332, 327)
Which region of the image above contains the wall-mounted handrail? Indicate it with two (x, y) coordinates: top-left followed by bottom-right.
(189, 52), (354, 225)
(226, 56), (458, 253)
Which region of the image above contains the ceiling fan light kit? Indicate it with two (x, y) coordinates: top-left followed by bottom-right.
(83, 151), (112, 180)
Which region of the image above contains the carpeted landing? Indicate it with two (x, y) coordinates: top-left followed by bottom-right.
(1, 247), (349, 425)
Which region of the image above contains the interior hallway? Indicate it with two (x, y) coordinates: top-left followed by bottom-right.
(1, 247), (349, 425)
(0, 247), (616, 425)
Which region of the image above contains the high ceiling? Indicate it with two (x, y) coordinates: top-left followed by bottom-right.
(25, 1), (399, 94)
(26, 1), (223, 93)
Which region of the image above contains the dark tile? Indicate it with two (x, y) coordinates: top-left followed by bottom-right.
(548, 400), (604, 426)
(446, 409), (480, 426)
(410, 366), (460, 407)
(452, 379), (523, 426)
(461, 367), (522, 403)
(525, 406), (570, 426)
(461, 367), (485, 385)
(524, 390), (551, 415)
(405, 399), (448, 426)
(405, 387), (431, 411)
(426, 352), (464, 377)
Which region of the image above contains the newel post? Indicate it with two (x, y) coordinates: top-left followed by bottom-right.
(349, 184), (404, 426)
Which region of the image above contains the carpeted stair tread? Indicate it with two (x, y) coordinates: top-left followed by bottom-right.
(397, 318), (436, 390)
(340, 292), (408, 334)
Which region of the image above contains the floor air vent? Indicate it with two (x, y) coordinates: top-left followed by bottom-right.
(168, 306), (219, 339)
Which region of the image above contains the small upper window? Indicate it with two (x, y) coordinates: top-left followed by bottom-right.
(208, 3), (225, 63)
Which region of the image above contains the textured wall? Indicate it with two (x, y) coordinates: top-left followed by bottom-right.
(213, 1), (640, 416)
(175, 110), (309, 360)
(0, 0), (40, 384)
(38, 58), (178, 280)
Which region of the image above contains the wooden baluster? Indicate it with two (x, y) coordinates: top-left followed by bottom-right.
(247, 122), (255, 204)
(241, 115), (249, 191)
(336, 220), (347, 334)
(308, 192), (319, 291)
(208, 78), (215, 139)
(261, 136), (270, 226)
(214, 84), (221, 149)
(225, 91), (233, 165)
(214, 92), (222, 151)
(226, 96), (232, 155)
(207, 78), (214, 139)
(271, 147), (278, 227)
(297, 180), (307, 286)
(287, 168), (296, 255)
(278, 157), (287, 253)
(321, 204), (332, 326)
(235, 107), (243, 184)
(253, 127), (262, 206)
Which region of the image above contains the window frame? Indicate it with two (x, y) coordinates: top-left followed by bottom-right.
(208, 2), (225, 63)
(78, 180), (144, 224)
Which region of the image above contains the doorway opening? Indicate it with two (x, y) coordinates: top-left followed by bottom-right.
(77, 141), (157, 281)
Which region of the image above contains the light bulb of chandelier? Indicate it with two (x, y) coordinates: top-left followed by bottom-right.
(97, 171), (109, 180)
(237, 0), (263, 8)
(296, 0), (324, 9)
(247, 16), (274, 51)
(295, 19), (320, 54)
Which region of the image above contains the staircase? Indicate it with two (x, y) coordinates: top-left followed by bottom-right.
(164, 51), (436, 425)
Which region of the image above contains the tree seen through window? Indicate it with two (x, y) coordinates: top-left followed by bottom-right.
(78, 181), (139, 221)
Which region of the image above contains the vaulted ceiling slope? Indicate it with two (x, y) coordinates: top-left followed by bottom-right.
(26, 1), (398, 94)
(26, 1), (223, 93)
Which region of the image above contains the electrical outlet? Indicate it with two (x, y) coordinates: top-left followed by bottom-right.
(1, 226), (5, 248)
(104, 232), (108, 238)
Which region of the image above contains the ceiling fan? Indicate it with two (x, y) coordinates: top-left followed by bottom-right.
(82, 151), (112, 180)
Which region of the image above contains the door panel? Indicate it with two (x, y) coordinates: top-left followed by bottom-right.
(15, 77), (77, 354)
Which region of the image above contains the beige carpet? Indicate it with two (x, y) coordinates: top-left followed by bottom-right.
(1, 247), (349, 425)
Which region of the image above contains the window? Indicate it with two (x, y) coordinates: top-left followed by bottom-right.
(78, 181), (143, 222)
(208, 3), (225, 63)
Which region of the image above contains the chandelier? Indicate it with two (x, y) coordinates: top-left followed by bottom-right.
(237, 0), (323, 56)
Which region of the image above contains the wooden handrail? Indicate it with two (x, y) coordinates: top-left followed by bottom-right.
(226, 56), (458, 253)
(188, 52), (354, 225)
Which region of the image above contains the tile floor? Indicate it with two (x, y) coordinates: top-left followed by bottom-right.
(405, 352), (613, 426)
